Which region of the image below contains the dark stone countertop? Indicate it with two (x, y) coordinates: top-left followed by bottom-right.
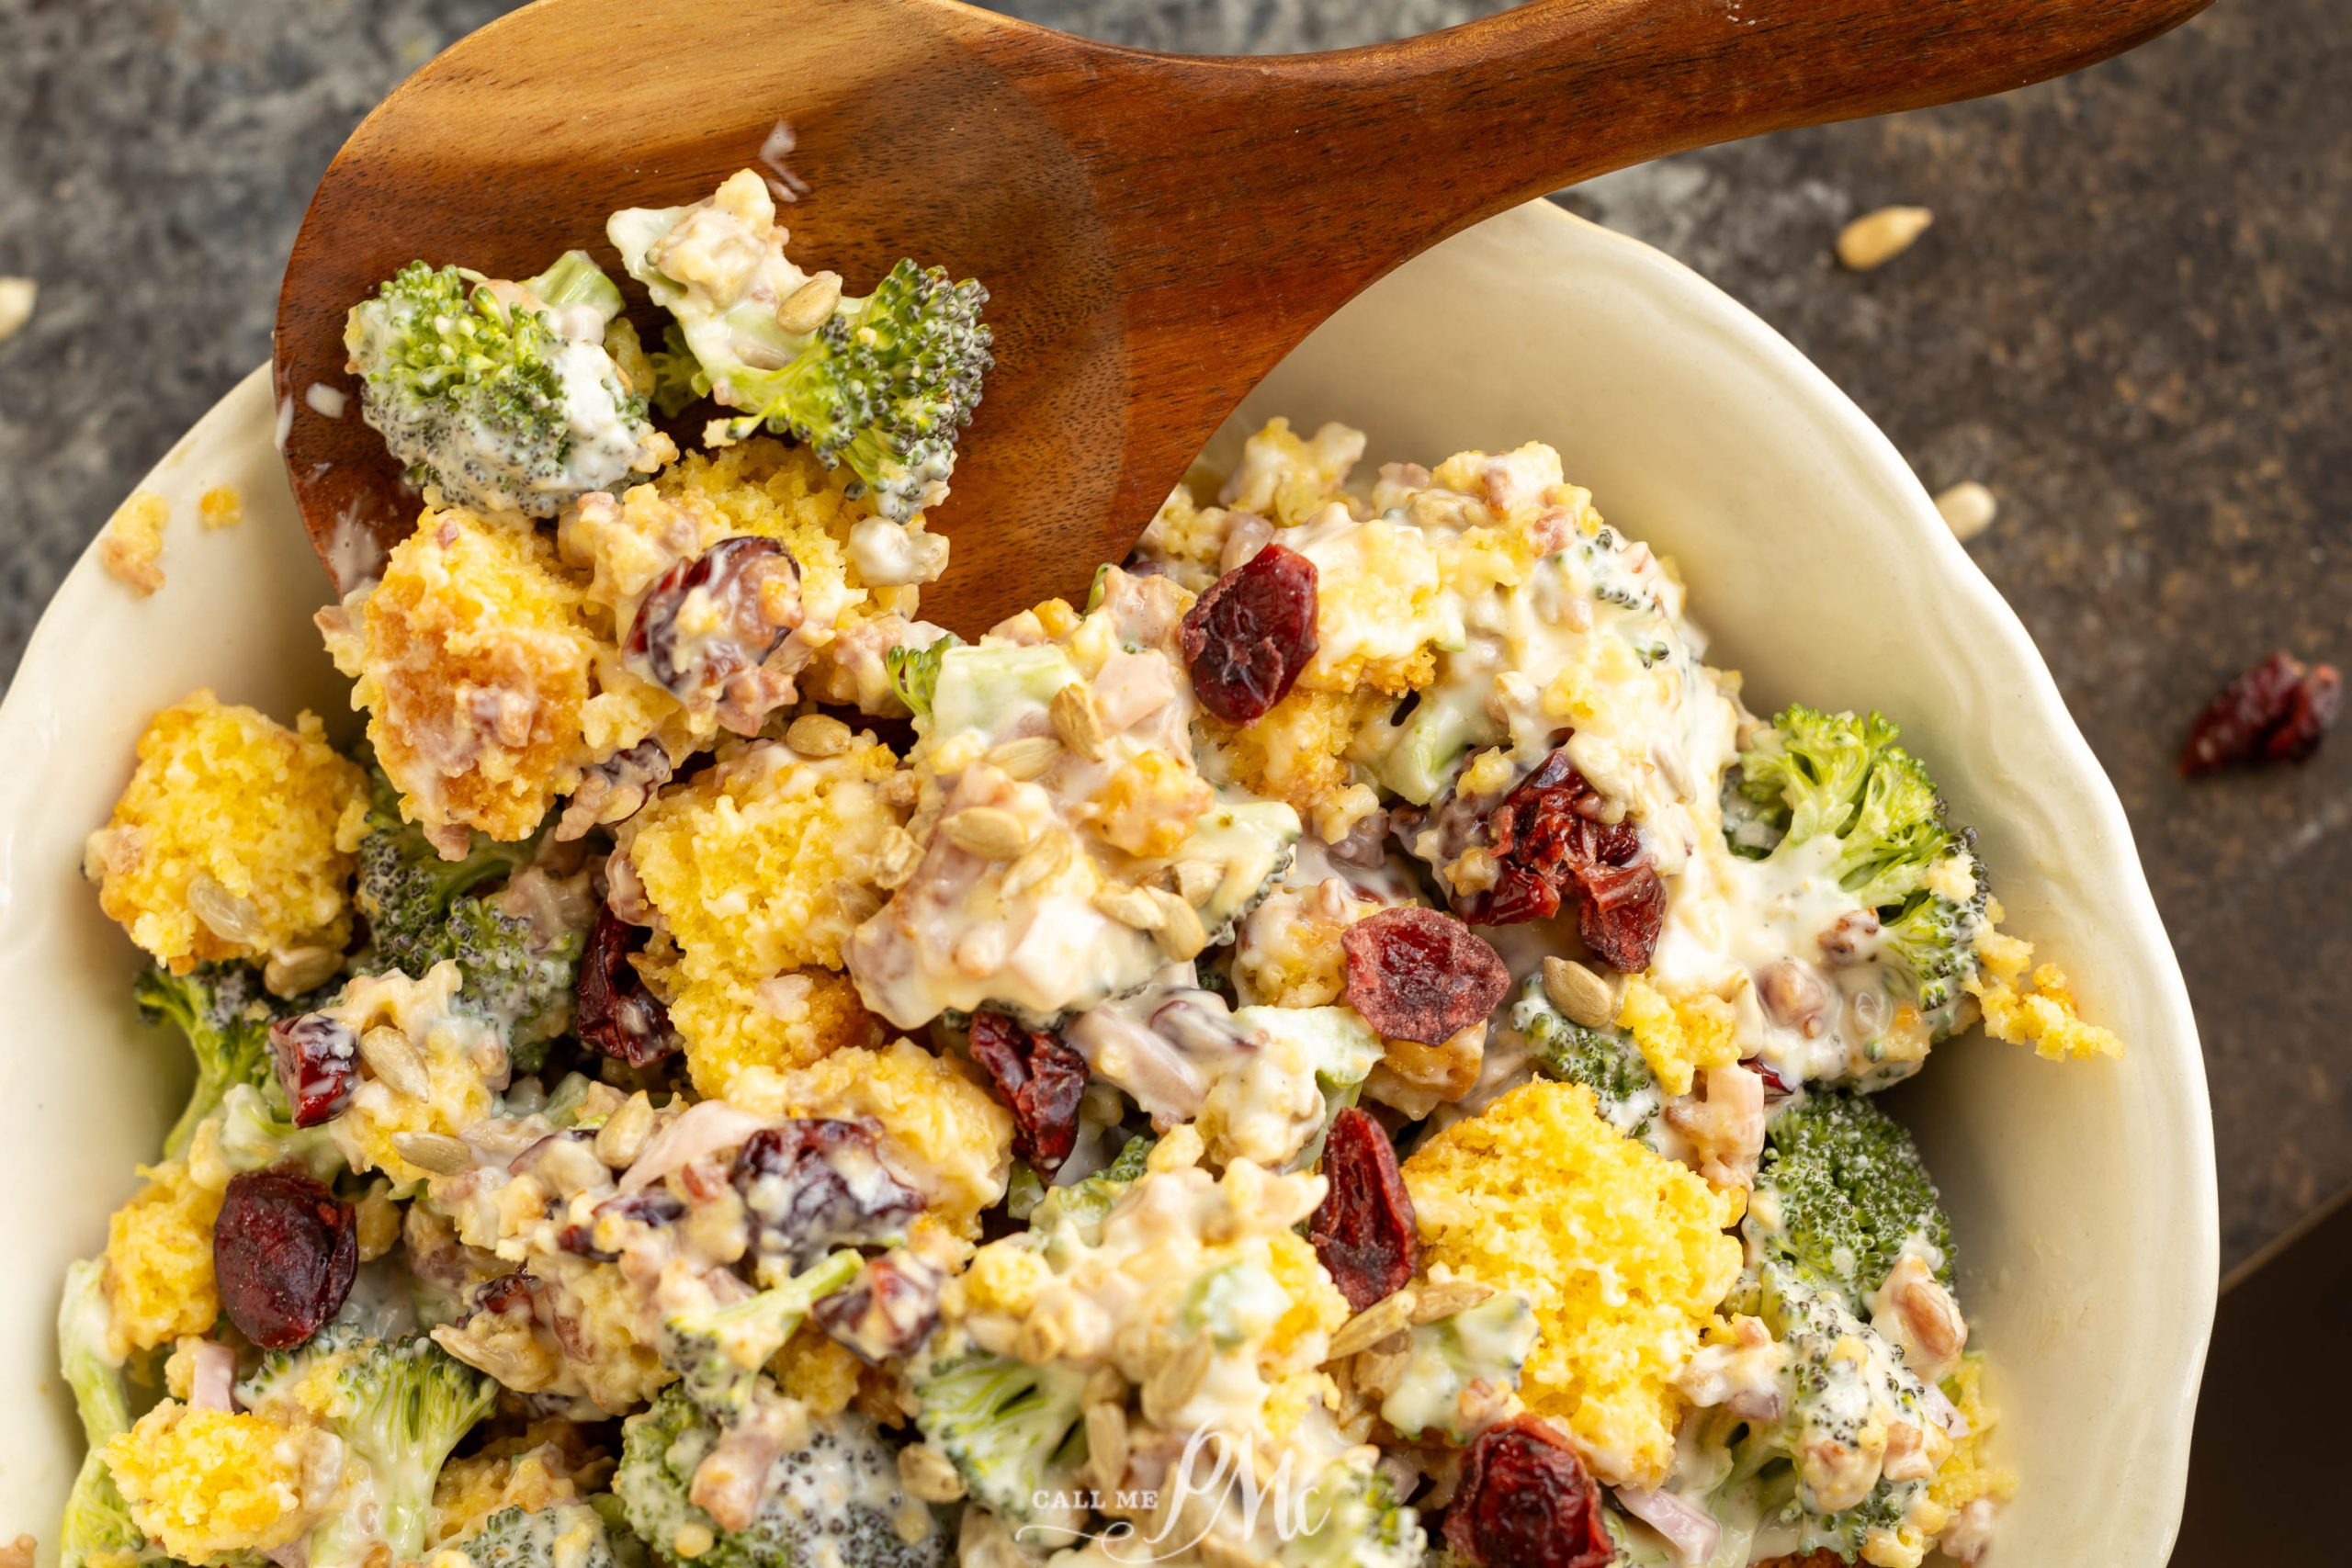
(1, 0), (2344, 1272)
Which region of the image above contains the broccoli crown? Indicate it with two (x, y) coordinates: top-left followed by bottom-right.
(1279, 1461), (1426, 1568)
(714, 260), (993, 523)
(1736, 706), (1952, 908)
(354, 766), (576, 1068)
(1747, 1090), (1952, 1306)
(455, 1501), (637, 1568)
(1752, 1263), (1937, 1556)
(1510, 976), (1661, 1139)
(616, 1383), (944, 1568)
(239, 1329), (495, 1564)
(908, 1346), (1090, 1544)
(57, 1258), (153, 1568)
(134, 961), (279, 1159)
(1732, 705), (1992, 1043)
(659, 1250), (862, 1422)
(344, 254), (651, 518)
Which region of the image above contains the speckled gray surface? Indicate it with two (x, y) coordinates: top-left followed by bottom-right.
(0, 0), (2345, 1271)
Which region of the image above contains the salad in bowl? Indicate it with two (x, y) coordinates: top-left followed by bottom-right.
(50, 171), (2134, 1568)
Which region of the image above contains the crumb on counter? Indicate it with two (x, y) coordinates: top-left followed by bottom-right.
(99, 490), (171, 597)
(1837, 205), (1935, 271)
(0, 276), (34, 344)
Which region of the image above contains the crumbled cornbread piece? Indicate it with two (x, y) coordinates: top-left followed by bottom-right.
(1968, 918), (2123, 1062)
(99, 490), (170, 596)
(104, 1403), (337, 1559)
(1403, 1079), (1743, 1486)
(427, 1435), (597, 1547)
(322, 963), (506, 1183)
(774, 1321), (864, 1416)
(1204, 686), (1393, 818)
(1929, 1355), (2018, 1524)
(1090, 749), (1212, 857)
(198, 485), (243, 530)
(1221, 417), (1365, 528)
(729, 1037), (1012, 1237)
(655, 964), (884, 1100)
(1284, 513), (1444, 694)
(321, 505), (598, 847)
(621, 737), (905, 982)
(103, 1160), (224, 1359)
(1617, 974), (1741, 1096)
(86, 691), (366, 971)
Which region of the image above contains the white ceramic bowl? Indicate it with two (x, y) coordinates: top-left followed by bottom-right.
(0, 200), (2214, 1565)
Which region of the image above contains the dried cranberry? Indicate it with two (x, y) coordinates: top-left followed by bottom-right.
(575, 907), (680, 1066)
(1340, 907), (1510, 1045)
(1456, 750), (1664, 973)
(213, 1168), (358, 1349)
(731, 1120), (924, 1269)
(1572, 859), (1667, 974)
(268, 1014), (358, 1127)
(1444, 1416), (1615, 1568)
(2180, 650), (2342, 774)
(625, 536), (801, 706)
(967, 1011), (1090, 1176)
(1180, 544), (1318, 724)
(1309, 1108), (1419, 1313)
(2266, 660), (2341, 763)
(475, 1271), (537, 1314)
(1745, 1057), (1797, 1102)
(812, 1249), (945, 1363)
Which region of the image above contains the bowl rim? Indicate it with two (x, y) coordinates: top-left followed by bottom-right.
(0, 198), (2220, 1567)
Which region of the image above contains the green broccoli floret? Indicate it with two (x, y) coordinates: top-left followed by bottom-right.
(1031, 1132), (1154, 1243)
(616, 1383), (944, 1568)
(1747, 1090), (1952, 1308)
(1375, 1290), (1538, 1445)
(134, 961), (279, 1160)
(57, 1258), (156, 1568)
(884, 632), (962, 719)
(1732, 705), (1993, 1044)
(354, 765), (579, 1070)
(1744, 1262), (1939, 1560)
(452, 1500), (646, 1568)
(1279, 1460), (1426, 1568)
(344, 252), (656, 517)
(658, 1250), (861, 1422)
(237, 1329), (496, 1566)
(215, 1081), (344, 1182)
(609, 193), (989, 523)
(908, 1346), (1090, 1546)
(1510, 976), (1660, 1140)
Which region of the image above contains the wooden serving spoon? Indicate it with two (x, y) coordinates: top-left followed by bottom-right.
(277, 0), (2208, 630)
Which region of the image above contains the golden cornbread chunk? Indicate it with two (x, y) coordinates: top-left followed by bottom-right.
(653, 964), (883, 1101)
(321, 505), (599, 848)
(102, 1160), (223, 1359)
(729, 1037), (1013, 1238)
(86, 690), (366, 972)
(1403, 1078), (1743, 1487)
(1968, 917), (2123, 1062)
(1616, 973), (1741, 1097)
(104, 1404), (338, 1560)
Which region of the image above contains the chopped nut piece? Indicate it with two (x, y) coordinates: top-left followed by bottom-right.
(264, 944), (342, 1000)
(1933, 480), (1998, 542)
(1001, 831), (1073, 897)
(897, 1441), (967, 1503)
(776, 271), (844, 334)
(986, 736), (1060, 781)
(1091, 884), (1164, 931)
(942, 806), (1031, 860)
(1542, 956), (1618, 1030)
(1410, 1277), (1497, 1323)
(1146, 886), (1208, 961)
(390, 1132), (473, 1176)
(1084, 1401), (1129, 1491)
(1142, 1335), (1214, 1422)
(784, 714), (853, 757)
(1837, 205), (1934, 270)
(1329, 1287), (1419, 1359)
(594, 1092), (658, 1168)
(356, 1026), (431, 1100)
(1172, 858), (1222, 906)
(874, 826), (924, 890)
(1050, 682), (1108, 760)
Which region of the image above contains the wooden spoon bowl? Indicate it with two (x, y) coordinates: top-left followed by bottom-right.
(277, 0), (2209, 631)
